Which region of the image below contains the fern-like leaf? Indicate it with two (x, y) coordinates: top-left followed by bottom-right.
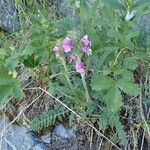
(30, 105), (69, 131)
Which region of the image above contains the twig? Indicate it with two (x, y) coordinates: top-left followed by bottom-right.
(98, 136), (103, 150)
(139, 81), (150, 137)
(141, 129), (146, 150)
(131, 126), (137, 150)
(140, 109), (150, 150)
(90, 128), (93, 150)
(26, 87), (121, 150)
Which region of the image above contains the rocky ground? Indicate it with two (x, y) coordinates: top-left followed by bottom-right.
(0, 116), (98, 150)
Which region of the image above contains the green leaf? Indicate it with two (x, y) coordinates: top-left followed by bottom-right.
(99, 112), (108, 129)
(113, 115), (127, 145)
(117, 79), (140, 96)
(112, 65), (123, 75)
(107, 30), (122, 40)
(121, 69), (134, 81)
(13, 83), (25, 99)
(95, 46), (117, 67)
(144, 98), (150, 105)
(135, 0), (150, 8)
(0, 85), (13, 106)
(102, 0), (125, 10)
(123, 58), (138, 71)
(91, 76), (115, 91)
(104, 86), (123, 111)
(0, 48), (7, 61)
(102, 66), (111, 75)
(22, 54), (41, 68)
(0, 70), (14, 85)
(5, 56), (19, 70)
(0, 67), (24, 107)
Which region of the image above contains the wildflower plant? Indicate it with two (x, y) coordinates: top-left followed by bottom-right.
(31, 0), (150, 147)
(1, 0), (150, 149)
(53, 34), (91, 102)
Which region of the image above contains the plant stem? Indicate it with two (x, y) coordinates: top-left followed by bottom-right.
(114, 48), (125, 66)
(81, 73), (91, 103)
(61, 57), (73, 90)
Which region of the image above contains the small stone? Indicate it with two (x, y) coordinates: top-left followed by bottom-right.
(54, 124), (75, 139)
(41, 133), (51, 144)
(0, 116), (48, 150)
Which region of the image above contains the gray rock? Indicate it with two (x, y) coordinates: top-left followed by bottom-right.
(0, 117), (48, 150)
(139, 13), (150, 50)
(41, 133), (51, 144)
(32, 143), (49, 150)
(0, 0), (20, 33)
(54, 124), (75, 139)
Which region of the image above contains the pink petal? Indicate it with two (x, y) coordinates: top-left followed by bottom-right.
(75, 61), (85, 74)
(62, 37), (74, 53)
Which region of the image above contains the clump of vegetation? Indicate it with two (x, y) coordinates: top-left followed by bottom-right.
(1, 0), (150, 149)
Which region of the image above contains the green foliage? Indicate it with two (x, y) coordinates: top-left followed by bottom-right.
(23, 0), (149, 146)
(123, 57), (138, 70)
(91, 76), (115, 91)
(117, 79), (140, 97)
(1, 0), (150, 148)
(30, 104), (69, 131)
(0, 67), (24, 107)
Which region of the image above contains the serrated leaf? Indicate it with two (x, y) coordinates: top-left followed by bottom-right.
(104, 86), (122, 111)
(91, 76), (115, 91)
(96, 46), (118, 67)
(123, 58), (138, 70)
(99, 112), (108, 129)
(0, 85), (13, 106)
(113, 115), (127, 145)
(5, 55), (19, 70)
(117, 79), (140, 96)
(107, 30), (122, 40)
(0, 67), (24, 107)
(121, 69), (134, 81)
(113, 65), (123, 75)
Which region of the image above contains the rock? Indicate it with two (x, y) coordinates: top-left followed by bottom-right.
(54, 124), (75, 139)
(41, 133), (51, 144)
(0, 0), (20, 33)
(0, 116), (49, 150)
(32, 143), (49, 150)
(139, 13), (150, 50)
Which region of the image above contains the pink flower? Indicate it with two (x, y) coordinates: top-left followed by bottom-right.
(54, 46), (61, 57)
(81, 35), (92, 55)
(62, 37), (74, 53)
(68, 55), (77, 63)
(75, 61), (85, 74)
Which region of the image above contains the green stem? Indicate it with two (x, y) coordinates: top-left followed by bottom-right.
(114, 48), (125, 66)
(61, 57), (73, 90)
(81, 73), (91, 103)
